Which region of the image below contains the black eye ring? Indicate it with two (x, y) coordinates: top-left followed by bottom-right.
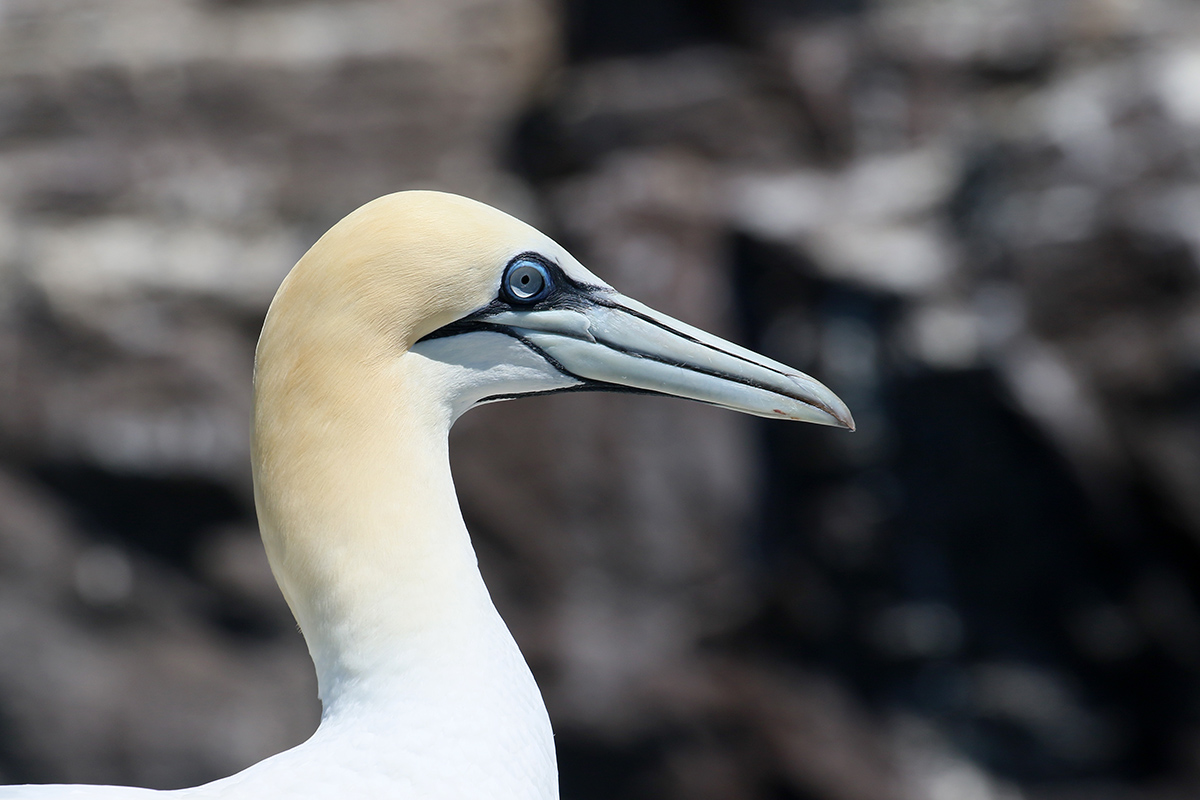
(501, 257), (553, 304)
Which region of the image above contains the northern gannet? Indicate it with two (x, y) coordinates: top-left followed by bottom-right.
(2, 191), (852, 799)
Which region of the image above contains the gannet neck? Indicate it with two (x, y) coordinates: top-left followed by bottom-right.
(254, 314), (500, 706)
(250, 192), (537, 706)
(248, 217), (559, 800)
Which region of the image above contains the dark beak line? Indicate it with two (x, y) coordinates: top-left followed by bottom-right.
(592, 296), (790, 378)
(416, 281), (854, 430)
(426, 315), (852, 429)
(588, 299), (853, 427)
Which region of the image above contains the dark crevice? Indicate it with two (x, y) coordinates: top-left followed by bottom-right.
(720, 231), (1200, 784)
(29, 462), (246, 571)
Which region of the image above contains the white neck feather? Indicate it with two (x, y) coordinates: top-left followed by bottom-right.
(248, 347), (557, 798)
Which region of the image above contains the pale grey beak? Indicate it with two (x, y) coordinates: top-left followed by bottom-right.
(482, 292), (854, 429)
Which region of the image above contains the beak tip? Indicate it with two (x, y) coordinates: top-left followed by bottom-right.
(788, 375), (854, 431)
(825, 409), (855, 431)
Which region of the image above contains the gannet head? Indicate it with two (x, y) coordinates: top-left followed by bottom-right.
(259, 190), (852, 429)
(251, 191), (851, 701)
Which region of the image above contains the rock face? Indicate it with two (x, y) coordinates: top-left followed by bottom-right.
(2, 1), (1200, 799)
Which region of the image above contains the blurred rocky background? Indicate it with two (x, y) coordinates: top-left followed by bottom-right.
(1, 0), (1199, 798)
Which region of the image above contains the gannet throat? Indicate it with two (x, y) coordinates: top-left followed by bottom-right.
(1, 191), (851, 800)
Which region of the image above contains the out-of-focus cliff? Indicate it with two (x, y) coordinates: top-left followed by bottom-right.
(1, 1), (1199, 799)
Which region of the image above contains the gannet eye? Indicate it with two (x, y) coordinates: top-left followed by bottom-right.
(502, 258), (553, 304)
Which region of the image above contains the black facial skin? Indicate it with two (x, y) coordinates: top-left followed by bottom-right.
(420, 253), (608, 336)
(416, 252), (839, 418)
(414, 253), (624, 398)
